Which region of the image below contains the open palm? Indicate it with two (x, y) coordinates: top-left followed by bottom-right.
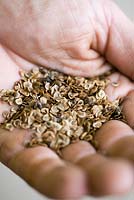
(0, 0), (134, 199)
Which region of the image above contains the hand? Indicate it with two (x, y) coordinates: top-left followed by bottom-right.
(0, 0), (134, 199)
(1, 60), (134, 199)
(0, 0), (134, 77)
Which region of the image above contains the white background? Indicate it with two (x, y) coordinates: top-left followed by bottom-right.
(0, 1), (134, 200)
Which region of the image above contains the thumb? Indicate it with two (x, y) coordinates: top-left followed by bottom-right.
(105, 1), (134, 79)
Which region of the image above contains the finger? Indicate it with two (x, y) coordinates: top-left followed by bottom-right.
(0, 129), (88, 199)
(122, 90), (134, 128)
(0, 129), (29, 165)
(103, 0), (134, 79)
(94, 115), (134, 166)
(94, 120), (134, 153)
(105, 91), (134, 161)
(105, 72), (134, 101)
(9, 146), (87, 199)
(61, 141), (134, 196)
(107, 136), (134, 162)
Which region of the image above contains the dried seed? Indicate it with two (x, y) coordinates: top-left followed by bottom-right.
(96, 89), (106, 100)
(37, 125), (47, 134)
(92, 105), (103, 117)
(93, 121), (102, 128)
(43, 114), (50, 121)
(77, 111), (86, 118)
(0, 67), (125, 155)
(41, 108), (49, 114)
(2, 111), (9, 119)
(112, 82), (120, 87)
(40, 96), (47, 104)
(13, 119), (21, 127)
(45, 82), (50, 90)
(4, 123), (14, 131)
(32, 67), (39, 74)
(15, 98), (23, 105)
(23, 81), (33, 90)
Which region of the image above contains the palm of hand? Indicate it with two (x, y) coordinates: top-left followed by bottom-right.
(0, 0), (134, 199)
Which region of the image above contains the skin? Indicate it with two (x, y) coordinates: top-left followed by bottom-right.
(0, 0), (134, 199)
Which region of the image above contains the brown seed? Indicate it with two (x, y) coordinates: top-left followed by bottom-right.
(4, 123), (14, 131)
(112, 82), (120, 87)
(93, 121), (102, 128)
(15, 98), (23, 105)
(40, 96), (47, 104)
(96, 89), (106, 100)
(0, 67), (125, 155)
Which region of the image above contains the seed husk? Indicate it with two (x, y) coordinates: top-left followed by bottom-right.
(0, 67), (125, 155)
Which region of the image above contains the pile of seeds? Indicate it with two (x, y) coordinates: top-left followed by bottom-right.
(0, 68), (124, 154)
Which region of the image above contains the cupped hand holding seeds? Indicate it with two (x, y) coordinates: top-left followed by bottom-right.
(0, 0), (134, 199)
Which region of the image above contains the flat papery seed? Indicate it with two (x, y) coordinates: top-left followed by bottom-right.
(14, 84), (20, 91)
(92, 105), (103, 117)
(50, 140), (57, 149)
(85, 122), (91, 132)
(53, 122), (62, 131)
(13, 119), (21, 127)
(31, 137), (43, 145)
(86, 96), (96, 105)
(112, 82), (120, 87)
(62, 119), (73, 129)
(57, 134), (70, 146)
(41, 108), (49, 114)
(51, 84), (59, 95)
(37, 125), (47, 134)
(40, 96), (47, 104)
(28, 117), (34, 125)
(14, 92), (21, 98)
(96, 89), (106, 100)
(21, 123), (30, 129)
(7, 89), (15, 95)
(77, 99), (84, 106)
(93, 121), (102, 128)
(113, 100), (120, 107)
(88, 114), (94, 119)
(0, 68), (124, 153)
(84, 81), (94, 90)
(57, 103), (65, 111)
(84, 134), (93, 141)
(23, 81), (33, 90)
(80, 132), (88, 139)
(53, 91), (62, 99)
(32, 67), (39, 74)
(66, 129), (73, 137)
(4, 123), (14, 131)
(28, 138), (41, 147)
(43, 114), (50, 121)
(77, 111), (87, 118)
(15, 98), (23, 105)
(68, 91), (78, 99)
(0, 89), (6, 97)
(2, 111), (9, 119)
(19, 70), (26, 78)
(20, 89), (29, 96)
(46, 121), (52, 128)
(42, 131), (56, 141)
(45, 82), (50, 90)
(74, 126), (84, 137)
